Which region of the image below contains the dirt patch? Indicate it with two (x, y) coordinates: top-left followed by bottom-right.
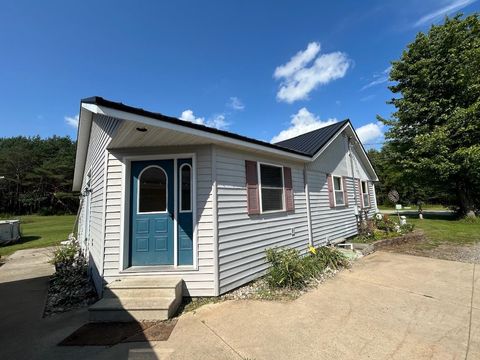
(380, 237), (480, 264)
(59, 319), (177, 346)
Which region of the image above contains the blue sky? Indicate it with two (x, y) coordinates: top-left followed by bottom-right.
(0, 0), (478, 147)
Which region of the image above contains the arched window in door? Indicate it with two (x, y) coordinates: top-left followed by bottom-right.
(138, 166), (167, 213)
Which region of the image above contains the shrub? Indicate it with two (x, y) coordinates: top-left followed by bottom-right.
(46, 241), (97, 313)
(374, 214), (398, 233)
(50, 242), (79, 271)
(399, 223), (415, 234)
(313, 247), (349, 270)
(265, 248), (306, 289)
(265, 246), (348, 289)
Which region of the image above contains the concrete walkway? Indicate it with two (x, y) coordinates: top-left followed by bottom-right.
(148, 252), (479, 360)
(0, 249), (478, 359)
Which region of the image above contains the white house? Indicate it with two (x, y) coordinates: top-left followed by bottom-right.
(73, 97), (378, 320)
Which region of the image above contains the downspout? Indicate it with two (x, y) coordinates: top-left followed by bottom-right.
(347, 137), (361, 226)
(303, 165), (313, 247)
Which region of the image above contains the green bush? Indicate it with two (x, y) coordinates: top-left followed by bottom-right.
(265, 246), (348, 289)
(313, 247), (349, 270)
(399, 223), (415, 234)
(50, 242), (79, 271)
(265, 248), (306, 289)
(374, 214), (398, 233)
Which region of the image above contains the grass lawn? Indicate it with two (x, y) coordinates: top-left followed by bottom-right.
(406, 214), (480, 247)
(0, 215), (75, 257)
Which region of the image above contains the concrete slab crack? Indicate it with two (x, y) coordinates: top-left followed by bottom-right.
(465, 262), (476, 360)
(199, 319), (245, 359)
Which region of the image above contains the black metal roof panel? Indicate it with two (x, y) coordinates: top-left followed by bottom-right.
(273, 120), (350, 156)
(81, 96), (350, 158)
(81, 96), (309, 157)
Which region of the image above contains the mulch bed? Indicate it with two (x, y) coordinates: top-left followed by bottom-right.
(59, 319), (177, 346)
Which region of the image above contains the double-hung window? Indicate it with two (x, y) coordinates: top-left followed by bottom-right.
(333, 176), (345, 206)
(361, 181), (370, 207)
(259, 163), (284, 212)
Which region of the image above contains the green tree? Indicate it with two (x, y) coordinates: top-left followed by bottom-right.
(0, 136), (78, 215)
(382, 14), (480, 216)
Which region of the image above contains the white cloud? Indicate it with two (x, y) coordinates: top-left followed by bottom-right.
(361, 66), (391, 91)
(274, 42), (351, 103)
(271, 107), (338, 143)
(180, 110), (206, 125)
(228, 97), (245, 110)
(274, 42), (321, 79)
(179, 110), (228, 130)
(65, 114), (79, 128)
(356, 122), (384, 144)
(209, 114), (228, 129)
(415, 0), (477, 27)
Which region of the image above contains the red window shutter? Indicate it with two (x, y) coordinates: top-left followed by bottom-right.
(342, 176), (349, 207)
(245, 160), (260, 215)
(357, 179), (364, 208)
(327, 174), (335, 208)
(283, 167), (294, 211)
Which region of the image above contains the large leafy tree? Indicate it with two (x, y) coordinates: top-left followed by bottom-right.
(382, 14), (480, 216)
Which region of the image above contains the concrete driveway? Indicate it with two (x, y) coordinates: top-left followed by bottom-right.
(0, 249), (478, 359)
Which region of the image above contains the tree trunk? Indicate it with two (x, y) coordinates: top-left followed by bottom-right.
(457, 181), (476, 217)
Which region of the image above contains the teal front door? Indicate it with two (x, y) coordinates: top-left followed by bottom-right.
(130, 160), (174, 266)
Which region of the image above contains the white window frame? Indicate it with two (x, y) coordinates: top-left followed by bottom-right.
(333, 175), (345, 207)
(137, 165), (168, 215)
(361, 180), (370, 208)
(258, 162), (285, 214)
(179, 163), (193, 213)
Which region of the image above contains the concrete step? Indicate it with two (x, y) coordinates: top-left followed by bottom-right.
(89, 276), (183, 322)
(103, 287), (176, 299)
(104, 277), (182, 299)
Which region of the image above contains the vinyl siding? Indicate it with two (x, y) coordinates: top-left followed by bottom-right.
(306, 131), (378, 245)
(215, 146), (309, 294)
(76, 114), (121, 293)
(103, 145), (216, 296)
(307, 171), (358, 245)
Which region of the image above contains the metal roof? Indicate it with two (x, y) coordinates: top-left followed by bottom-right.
(273, 120), (350, 156)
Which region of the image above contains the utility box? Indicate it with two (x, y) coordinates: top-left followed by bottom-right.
(0, 220), (21, 244)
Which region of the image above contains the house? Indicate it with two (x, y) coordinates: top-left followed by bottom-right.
(73, 96), (378, 319)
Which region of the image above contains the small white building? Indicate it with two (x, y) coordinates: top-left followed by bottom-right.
(74, 96), (378, 299)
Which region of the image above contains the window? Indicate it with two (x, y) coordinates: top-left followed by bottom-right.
(259, 163), (284, 212)
(361, 181), (370, 207)
(138, 166), (167, 213)
(180, 164), (192, 212)
(333, 176), (345, 206)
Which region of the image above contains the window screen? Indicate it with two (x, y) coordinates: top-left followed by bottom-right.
(260, 164), (284, 212)
(333, 176), (345, 206)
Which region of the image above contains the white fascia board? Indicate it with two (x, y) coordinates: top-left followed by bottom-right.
(88, 104), (311, 162)
(72, 108), (93, 191)
(347, 125), (379, 181)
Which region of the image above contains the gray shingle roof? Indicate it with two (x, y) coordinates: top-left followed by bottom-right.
(273, 120), (350, 156)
